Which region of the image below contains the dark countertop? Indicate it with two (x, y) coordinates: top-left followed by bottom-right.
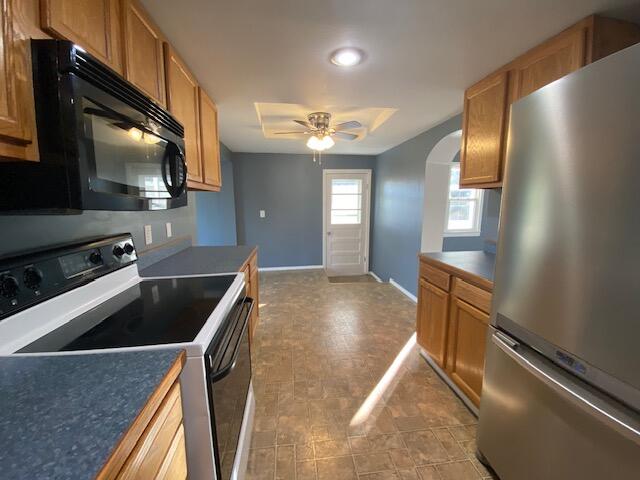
(140, 245), (257, 277)
(420, 251), (496, 289)
(0, 349), (184, 480)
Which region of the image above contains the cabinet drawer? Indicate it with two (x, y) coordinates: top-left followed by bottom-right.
(154, 424), (187, 480)
(117, 382), (183, 479)
(452, 278), (492, 314)
(419, 262), (451, 291)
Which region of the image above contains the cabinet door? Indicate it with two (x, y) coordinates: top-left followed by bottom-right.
(41, 0), (123, 73)
(122, 0), (165, 106)
(460, 70), (509, 188)
(164, 44), (202, 183)
(417, 279), (450, 369)
(0, 0), (36, 159)
(198, 87), (222, 189)
(513, 27), (586, 100)
(446, 297), (489, 406)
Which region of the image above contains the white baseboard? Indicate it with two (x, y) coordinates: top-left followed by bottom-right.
(258, 265), (323, 272)
(389, 278), (417, 303)
(368, 271), (383, 283)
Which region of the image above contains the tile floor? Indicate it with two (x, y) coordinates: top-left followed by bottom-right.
(246, 270), (495, 480)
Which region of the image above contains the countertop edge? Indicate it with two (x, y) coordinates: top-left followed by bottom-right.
(96, 350), (186, 479)
(419, 253), (494, 292)
(239, 246), (258, 269)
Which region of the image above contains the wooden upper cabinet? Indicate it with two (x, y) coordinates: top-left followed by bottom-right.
(513, 24), (587, 101)
(121, 0), (166, 106)
(40, 0), (123, 74)
(459, 70), (509, 188)
(460, 15), (640, 189)
(0, 0), (37, 160)
(163, 43), (202, 183)
(198, 87), (222, 190)
(446, 297), (490, 406)
(417, 278), (450, 369)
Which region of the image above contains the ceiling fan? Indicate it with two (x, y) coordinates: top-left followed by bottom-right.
(274, 112), (362, 152)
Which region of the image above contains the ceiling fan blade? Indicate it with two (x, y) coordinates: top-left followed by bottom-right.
(274, 131), (309, 135)
(333, 120), (362, 130)
(294, 119), (313, 129)
(334, 131), (359, 140)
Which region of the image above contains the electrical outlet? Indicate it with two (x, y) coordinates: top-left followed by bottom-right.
(144, 225), (153, 245)
(260, 210), (266, 218)
(166, 222), (172, 238)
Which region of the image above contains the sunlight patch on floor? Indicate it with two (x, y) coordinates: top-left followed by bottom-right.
(349, 332), (416, 427)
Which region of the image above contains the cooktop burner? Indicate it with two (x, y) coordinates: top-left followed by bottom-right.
(19, 275), (236, 353)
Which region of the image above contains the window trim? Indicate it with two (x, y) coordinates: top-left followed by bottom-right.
(443, 164), (484, 237)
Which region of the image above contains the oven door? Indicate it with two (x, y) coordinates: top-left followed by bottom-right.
(205, 295), (254, 480)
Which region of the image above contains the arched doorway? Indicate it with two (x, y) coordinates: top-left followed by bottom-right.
(421, 130), (462, 252)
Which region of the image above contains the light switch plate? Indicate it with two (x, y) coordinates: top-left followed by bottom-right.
(144, 225), (153, 245)
(260, 210), (266, 218)
(165, 222), (172, 238)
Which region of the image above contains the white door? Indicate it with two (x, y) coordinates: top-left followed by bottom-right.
(323, 170), (371, 276)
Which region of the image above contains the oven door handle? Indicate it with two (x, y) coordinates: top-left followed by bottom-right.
(209, 297), (254, 383)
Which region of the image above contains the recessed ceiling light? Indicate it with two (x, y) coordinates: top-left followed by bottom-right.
(330, 48), (364, 67)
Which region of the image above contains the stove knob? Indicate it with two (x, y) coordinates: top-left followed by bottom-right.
(89, 252), (103, 264)
(23, 267), (43, 290)
(0, 275), (19, 298)
(123, 243), (135, 255)
(113, 245), (125, 258)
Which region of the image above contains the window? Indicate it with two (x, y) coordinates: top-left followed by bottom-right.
(330, 178), (362, 225)
(444, 165), (483, 236)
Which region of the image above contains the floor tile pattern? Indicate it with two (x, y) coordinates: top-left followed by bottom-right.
(246, 270), (495, 480)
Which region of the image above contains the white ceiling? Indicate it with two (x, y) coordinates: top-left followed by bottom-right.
(142, 0), (640, 155)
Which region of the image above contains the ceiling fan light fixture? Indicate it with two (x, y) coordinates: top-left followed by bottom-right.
(307, 134), (335, 151)
(307, 135), (324, 151)
(330, 47), (364, 67)
(320, 135), (335, 149)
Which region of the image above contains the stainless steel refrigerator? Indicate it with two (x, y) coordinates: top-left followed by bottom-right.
(477, 43), (640, 478)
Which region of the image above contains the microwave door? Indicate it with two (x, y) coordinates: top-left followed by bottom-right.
(79, 96), (187, 211)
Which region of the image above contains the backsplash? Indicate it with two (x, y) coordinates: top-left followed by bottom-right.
(0, 193), (198, 259)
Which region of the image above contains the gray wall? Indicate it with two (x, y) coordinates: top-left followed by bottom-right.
(0, 200), (196, 258)
(370, 114), (463, 296)
(233, 152), (376, 268)
(195, 143), (238, 246)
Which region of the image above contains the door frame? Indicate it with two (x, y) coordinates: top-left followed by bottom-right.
(322, 169), (372, 274)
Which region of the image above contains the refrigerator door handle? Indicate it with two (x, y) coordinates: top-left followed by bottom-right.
(492, 332), (640, 445)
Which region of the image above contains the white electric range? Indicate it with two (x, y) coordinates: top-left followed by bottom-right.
(0, 234), (254, 480)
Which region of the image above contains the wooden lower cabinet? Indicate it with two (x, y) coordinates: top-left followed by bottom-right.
(416, 259), (492, 407)
(417, 278), (450, 369)
(446, 297), (490, 406)
(241, 249), (260, 343)
(98, 352), (187, 480)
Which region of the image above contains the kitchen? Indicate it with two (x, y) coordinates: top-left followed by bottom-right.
(0, 1), (639, 479)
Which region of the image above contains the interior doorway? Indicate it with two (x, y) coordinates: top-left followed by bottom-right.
(322, 169), (372, 276)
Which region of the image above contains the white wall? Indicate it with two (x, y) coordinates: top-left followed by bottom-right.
(420, 130), (462, 252)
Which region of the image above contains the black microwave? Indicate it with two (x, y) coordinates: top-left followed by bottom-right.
(0, 40), (187, 213)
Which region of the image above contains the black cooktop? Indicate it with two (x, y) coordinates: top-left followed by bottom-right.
(19, 275), (236, 353)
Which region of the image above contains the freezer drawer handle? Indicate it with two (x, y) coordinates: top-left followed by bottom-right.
(492, 332), (640, 445)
